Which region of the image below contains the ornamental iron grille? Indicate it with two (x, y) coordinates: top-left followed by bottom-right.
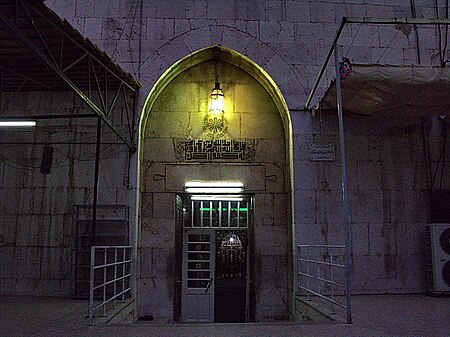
(184, 198), (250, 229)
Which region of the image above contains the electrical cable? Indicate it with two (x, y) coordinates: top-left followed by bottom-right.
(410, 0), (422, 64)
(430, 118), (448, 190)
(421, 117), (432, 190)
(0, 140), (126, 171)
(435, 0), (449, 66)
(443, 0), (449, 65)
(110, 0), (140, 61)
(435, 0), (445, 66)
(439, 117), (447, 189)
(344, 7), (369, 58)
(138, 0), (143, 81)
(376, 29), (400, 64)
(0, 153), (39, 171)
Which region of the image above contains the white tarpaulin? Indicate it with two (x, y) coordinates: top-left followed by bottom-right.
(317, 64), (450, 116)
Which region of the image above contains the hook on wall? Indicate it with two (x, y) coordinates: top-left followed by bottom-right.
(265, 174), (278, 182)
(153, 173), (166, 181)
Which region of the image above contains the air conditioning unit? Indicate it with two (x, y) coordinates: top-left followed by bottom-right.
(426, 224), (450, 294)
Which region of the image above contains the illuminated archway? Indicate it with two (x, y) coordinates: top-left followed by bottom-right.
(137, 46), (294, 322)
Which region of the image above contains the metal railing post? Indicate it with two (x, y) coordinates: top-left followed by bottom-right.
(88, 246), (95, 326)
(114, 248), (118, 309)
(297, 245), (300, 293)
(317, 246), (321, 297)
(122, 248), (126, 302)
(88, 246), (133, 326)
(102, 248), (107, 317)
(330, 249), (335, 315)
(296, 244), (347, 314)
(306, 246), (310, 301)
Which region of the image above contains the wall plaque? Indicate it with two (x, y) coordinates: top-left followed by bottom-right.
(175, 139), (256, 163)
(310, 143), (336, 161)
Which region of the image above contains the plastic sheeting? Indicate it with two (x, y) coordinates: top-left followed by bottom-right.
(317, 64), (450, 116)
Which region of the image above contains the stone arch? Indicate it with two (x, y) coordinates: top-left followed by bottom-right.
(139, 24), (303, 108)
(140, 45), (293, 168)
(137, 45), (294, 321)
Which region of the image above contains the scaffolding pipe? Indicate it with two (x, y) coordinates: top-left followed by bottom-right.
(334, 42), (352, 324)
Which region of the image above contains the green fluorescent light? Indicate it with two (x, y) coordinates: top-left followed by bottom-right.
(0, 121), (36, 127)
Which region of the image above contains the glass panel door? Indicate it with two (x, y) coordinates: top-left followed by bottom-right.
(181, 230), (215, 322)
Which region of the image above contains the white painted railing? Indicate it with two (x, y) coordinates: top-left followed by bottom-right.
(297, 244), (350, 321)
(88, 246), (132, 326)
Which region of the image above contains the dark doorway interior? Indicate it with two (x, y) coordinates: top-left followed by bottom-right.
(214, 230), (247, 322)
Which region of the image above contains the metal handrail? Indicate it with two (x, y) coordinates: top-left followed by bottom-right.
(94, 259), (133, 270)
(297, 244), (350, 321)
(88, 246), (133, 326)
(298, 244), (346, 248)
(297, 258), (345, 269)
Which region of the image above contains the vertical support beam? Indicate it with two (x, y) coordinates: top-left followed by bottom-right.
(333, 42), (352, 324)
(0, 68), (3, 110)
(91, 117), (102, 247)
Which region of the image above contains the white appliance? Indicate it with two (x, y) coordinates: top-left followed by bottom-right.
(427, 223), (450, 293)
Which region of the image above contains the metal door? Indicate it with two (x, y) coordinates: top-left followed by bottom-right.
(181, 230), (215, 322)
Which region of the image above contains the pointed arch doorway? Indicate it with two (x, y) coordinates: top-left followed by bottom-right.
(138, 46), (294, 323)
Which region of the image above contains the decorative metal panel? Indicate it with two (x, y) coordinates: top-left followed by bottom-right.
(187, 199), (249, 229)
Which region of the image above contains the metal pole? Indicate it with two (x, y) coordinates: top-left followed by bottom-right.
(0, 68), (3, 110)
(305, 17), (347, 110)
(330, 249), (336, 315)
(122, 248), (126, 302)
(333, 42), (352, 324)
(344, 17), (450, 25)
(102, 248), (107, 317)
(91, 117), (102, 247)
(306, 246), (310, 301)
(316, 246), (320, 296)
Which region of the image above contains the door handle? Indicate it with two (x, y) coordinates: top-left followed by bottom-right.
(205, 277), (213, 293)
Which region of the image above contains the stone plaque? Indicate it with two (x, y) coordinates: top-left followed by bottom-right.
(310, 143), (335, 161)
(175, 139), (256, 163)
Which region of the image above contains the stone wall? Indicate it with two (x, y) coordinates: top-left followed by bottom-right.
(3, 0), (446, 305)
(0, 91), (132, 296)
(293, 111), (448, 293)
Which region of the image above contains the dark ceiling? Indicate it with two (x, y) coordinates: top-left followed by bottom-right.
(0, 0), (140, 92)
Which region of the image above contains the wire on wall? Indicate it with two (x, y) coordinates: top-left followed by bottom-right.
(434, 0), (449, 66)
(430, 117), (448, 190)
(410, 0), (422, 64)
(110, 0), (140, 62)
